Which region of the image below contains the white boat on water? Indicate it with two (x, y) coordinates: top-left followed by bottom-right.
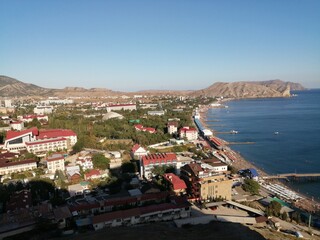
(274, 131), (279, 135)
(230, 130), (238, 134)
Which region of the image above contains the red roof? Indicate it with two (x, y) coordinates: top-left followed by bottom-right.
(5, 127), (39, 141)
(85, 169), (100, 179)
(10, 121), (23, 124)
(0, 159), (37, 168)
(163, 173), (187, 190)
(38, 129), (77, 139)
(131, 144), (141, 153)
(142, 153), (177, 166)
(180, 127), (197, 133)
(209, 137), (223, 146)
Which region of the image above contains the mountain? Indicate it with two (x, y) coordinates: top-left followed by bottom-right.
(190, 80), (305, 98)
(0, 75), (305, 99)
(0, 75), (55, 97)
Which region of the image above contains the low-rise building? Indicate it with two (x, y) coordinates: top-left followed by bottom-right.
(134, 124), (156, 134)
(106, 103), (136, 112)
(167, 122), (178, 134)
(76, 155), (93, 170)
(45, 153), (65, 174)
(131, 144), (148, 160)
(34, 105), (53, 114)
(179, 126), (198, 141)
(180, 162), (232, 201)
(0, 159), (37, 175)
(10, 121), (24, 131)
(163, 173), (187, 195)
(26, 138), (68, 157)
(147, 110), (165, 116)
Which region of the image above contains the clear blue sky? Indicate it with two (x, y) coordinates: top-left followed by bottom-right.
(1, 0), (319, 91)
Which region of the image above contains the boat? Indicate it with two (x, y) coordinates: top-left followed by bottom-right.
(230, 130), (238, 134)
(274, 131), (279, 135)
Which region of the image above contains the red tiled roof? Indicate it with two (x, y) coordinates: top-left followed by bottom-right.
(209, 137), (222, 146)
(179, 127), (197, 133)
(38, 129), (77, 139)
(167, 121), (178, 127)
(10, 121), (23, 124)
(142, 153), (177, 166)
(131, 144), (141, 153)
(5, 127), (39, 141)
(85, 169), (100, 178)
(163, 173), (187, 190)
(0, 159), (37, 168)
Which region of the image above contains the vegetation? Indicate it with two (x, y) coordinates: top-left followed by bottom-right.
(265, 201), (282, 217)
(121, 161), (138, 173)
(242, 179), (260, 195)
(152, 165), (175, 176)
(92, 153), (110, 170)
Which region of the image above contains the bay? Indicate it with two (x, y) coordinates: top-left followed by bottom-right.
(206, 89), (320, 201)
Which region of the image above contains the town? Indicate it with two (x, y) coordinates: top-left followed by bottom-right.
(0, 96), (319, 239)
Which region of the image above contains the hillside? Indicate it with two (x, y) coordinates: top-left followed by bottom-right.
(189, 80), (305, 98)
(0, 75), (55, 97)
(0, 75), (305, 99)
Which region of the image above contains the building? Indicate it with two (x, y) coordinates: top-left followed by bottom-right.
(68, 182), (90, 197)
(26, 138), (68, 157)
(6, 190), (32, 211)
(134, 124), (156, 134)
(45, 153), (65, 174)
(131, 144), (148, 160)
(92, 201), (191, 230)
(106, 103), (136, 112)
(18, 114), (48, 123)
(179, 127), (198, 141)
(140, 153), (177, 179)
(180, 162), (232, 201)
(10, 121), (24, 131)
(34, 106), (53, 114)
(163, 173), (187, 195)
(4, 128), (77, 154)
(85, 169), (108, 180)
(147, 110), (165, 116)
(76, 155), (93, 170)
(0, 159), (37, 175)
(167, 122), (178, 134)
(40, 98), (73, 105)
(4, 127), (39, 152)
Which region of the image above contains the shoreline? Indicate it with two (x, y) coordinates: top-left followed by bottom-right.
(199, 103), (320, 212)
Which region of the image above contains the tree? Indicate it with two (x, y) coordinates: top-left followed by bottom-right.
(242, 179), (260, 195)
(121, 162), (137, 173)
(72, 139), (84, 153)
(92, 153), (110, 170)
(152, 165), (175, 176)
(265, 201), (282, 217)
(291, 211), (301, 224)
(281, 211), (288, 221)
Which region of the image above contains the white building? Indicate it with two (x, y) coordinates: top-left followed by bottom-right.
(147, 110), (165, 116)
(26, 138), (68, 157)
(106, 104), (136, 112)
(4, 127), (39, 152)
(0, 159), (37, 175)
(76, 156), (93, 170)
(131, 144), (148, 160)
(46, 153), (65, 174)
(10, 121), (24, 131)
(34, 106), (53, 114)
(179, 126), (198, 141)
(167, 122), (178, 135)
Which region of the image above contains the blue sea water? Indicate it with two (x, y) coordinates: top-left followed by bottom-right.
(206, 89), (320, 201)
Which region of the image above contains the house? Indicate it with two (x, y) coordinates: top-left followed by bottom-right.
(180, 162), (232, 201)
(134, 124), (156, 134)
(76, 155), (93, 170)
(163, 173), (187, 195)
(10, 121), (24, 131)
(66, 165), (81, 184)
(131, 144), (148, 160)
(45, 153), (65, 174)
(179, 126), (198, 141)
(167, 121), (178, 134)
(140, 153), (178, 179)
(85, 169), (108, 180)
(68, 182), (90, 197)
(0, 159), (37, 175)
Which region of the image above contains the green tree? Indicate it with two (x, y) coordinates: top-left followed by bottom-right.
(92, 153), (110, 170)
(265, 201), (282, 217)
(152, 165), (175, 176)
(121, 162), (137, 173)
(281, 211), (288, 221)
(72, 139), (84, 153)
(242, 179), (260, 195)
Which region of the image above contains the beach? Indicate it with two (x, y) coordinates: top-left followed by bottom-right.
(198, 104), (320, 213)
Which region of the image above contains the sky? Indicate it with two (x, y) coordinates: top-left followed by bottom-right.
(1, 0), (320, 91)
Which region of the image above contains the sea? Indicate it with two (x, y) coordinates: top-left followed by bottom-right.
(206, 89), (320, 201)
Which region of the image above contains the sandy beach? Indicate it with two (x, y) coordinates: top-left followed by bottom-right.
(198, 104), (320, 213)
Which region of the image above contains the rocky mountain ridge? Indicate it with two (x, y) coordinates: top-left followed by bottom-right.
(0, 75), (306, 98)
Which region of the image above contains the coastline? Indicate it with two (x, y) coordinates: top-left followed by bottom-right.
(199, 103), (320, 213)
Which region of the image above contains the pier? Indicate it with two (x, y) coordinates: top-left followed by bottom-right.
(263, 173), (320, 182)
(227, 142), (255, 145)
